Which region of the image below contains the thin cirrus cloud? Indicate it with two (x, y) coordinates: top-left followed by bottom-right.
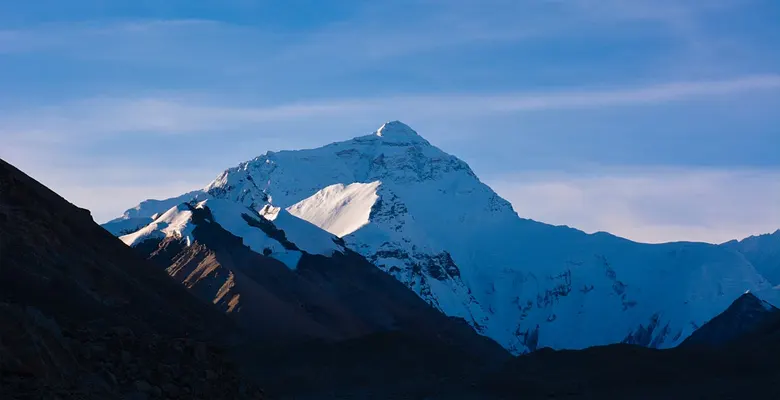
(2, 73), (779, 235)
(0, 0), (676, 57)
(488, 167), (780, 244)
(1, 0), (778, 242)
(0, 19), (226, 54)
(3, 74), (779, 139)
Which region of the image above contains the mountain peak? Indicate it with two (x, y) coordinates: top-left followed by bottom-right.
(376, 120), (414, 137)
(108, 122), (773, 355)
(374, 121), (429, 145)
(681, 291), (780, 348)
(734, 291), (776, 311)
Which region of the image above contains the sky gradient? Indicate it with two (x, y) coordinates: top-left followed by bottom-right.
(1, 0), (779, 243)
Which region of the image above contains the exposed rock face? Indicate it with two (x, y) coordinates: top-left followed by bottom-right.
(0, 158), (263, 399)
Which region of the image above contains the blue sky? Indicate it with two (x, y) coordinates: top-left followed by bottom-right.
(1, 0), (779, 243)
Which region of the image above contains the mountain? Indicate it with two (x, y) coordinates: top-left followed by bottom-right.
(0, 158), (263, 399)
(1, 156), (510, 399)
(113, 194), (507, 362)
(723, 230), (780, 286)
(107, 121), (772, 354)
(9, 149), (779, 399)
(682, 292), (780, 348)
(104, 191), (206, 236)
(481, 293), (780, 399)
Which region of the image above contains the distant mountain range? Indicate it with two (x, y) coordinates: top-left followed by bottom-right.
(723, 230), (780, 286)
(105, 121), (780, 355)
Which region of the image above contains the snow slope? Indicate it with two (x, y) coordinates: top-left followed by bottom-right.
(287, 181), (381, 237)
(120, 198), (343, 269)
(107, 121), (773, 354)
(104, 190), (207, 235)
(722, 230), (780, 286)
(259, 204), (343, 256)
(121, 203), (196, 247)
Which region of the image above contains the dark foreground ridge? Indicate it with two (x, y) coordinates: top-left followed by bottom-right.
(3, 156), (780, 399)
(0, 158), (263, 399)
(681, 292), (780, 348)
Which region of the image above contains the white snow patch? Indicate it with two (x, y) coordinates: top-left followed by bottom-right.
(259, 204), (281, 221)
(117, 190), (205, 220)
(374, 121), (425, 143)
(198, 199), (304, 269)
(120, 204), (195, 247)
(261, 204), (343, 256)
(287, 181), (381, 237)
(115, 197), (340, 270)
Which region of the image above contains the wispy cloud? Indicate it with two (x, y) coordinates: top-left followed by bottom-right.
(475, 75), (780, 111)
(488, 167), (780, 244)
(561, 0), (769, 76)
(0, 19), (222, 54)
(3, 73), (777, 230)
(3, 75), (778, 139)
(1, 1), (772, 99)
(0, 0), (751, 70)
(3, 154), (215, 223)
(1, 0), (777, 239)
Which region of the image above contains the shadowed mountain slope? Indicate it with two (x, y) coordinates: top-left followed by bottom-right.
(0, 158), (263, 399)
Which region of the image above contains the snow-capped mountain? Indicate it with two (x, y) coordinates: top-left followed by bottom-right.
(104, 190), (206, 236)
(106, 121), (773, 354)
(119, 198), (344, 270)
(722, 230), (780, 286)
(105, 191), (508, 360)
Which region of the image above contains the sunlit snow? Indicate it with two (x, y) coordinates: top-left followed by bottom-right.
(109, 121), (773, 354)
(261, 204), (343, 256)
(120, 204), (195, 247)
(287, 181), (381, 237)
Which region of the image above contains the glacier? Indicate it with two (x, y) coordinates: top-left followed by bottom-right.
(106, 121), (773, 354)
